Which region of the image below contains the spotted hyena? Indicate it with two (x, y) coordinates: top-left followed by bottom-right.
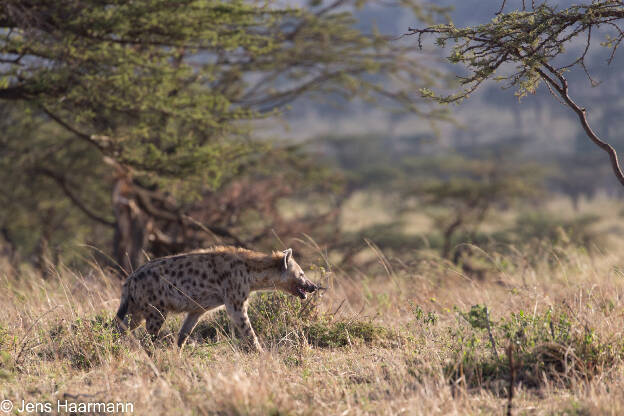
(115, 246), (318, 351)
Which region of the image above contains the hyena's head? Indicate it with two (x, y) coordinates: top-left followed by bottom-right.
(279, 248), (318, 299)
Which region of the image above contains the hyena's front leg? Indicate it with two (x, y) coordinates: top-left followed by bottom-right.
(225, 299), (263, 352)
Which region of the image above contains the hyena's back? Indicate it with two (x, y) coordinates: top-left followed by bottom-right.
(117, 250), (251, 325)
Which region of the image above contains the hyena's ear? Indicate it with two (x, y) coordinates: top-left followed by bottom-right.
(282, 248), (292, 270)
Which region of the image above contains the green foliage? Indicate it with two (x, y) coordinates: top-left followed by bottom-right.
(2, 0), (443, 185)
(343, 223), (427, 251)
(320, 143), (604, 271)
(550, 403), (592, 416)
(305, 320), (389, 348)
(0, 103), (113, 262)
(410, 2), (624, 102)
(445, 305), (624, 390)
(412, 304), (438, 325)
(460, 304), (491, 331)
(42, 314), (122, 370)
(0, 324), (10, 380)
(192, 292), (395, 349)
(317, 137), (605, 269)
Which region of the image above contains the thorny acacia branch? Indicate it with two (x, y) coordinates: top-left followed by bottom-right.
(408, 1), (624, 186)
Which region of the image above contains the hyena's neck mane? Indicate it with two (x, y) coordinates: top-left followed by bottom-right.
(198, 246), (285, 289)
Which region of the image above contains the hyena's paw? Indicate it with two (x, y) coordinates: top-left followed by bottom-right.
(237, 339), (264, 354)
(139, 331), (173, 353)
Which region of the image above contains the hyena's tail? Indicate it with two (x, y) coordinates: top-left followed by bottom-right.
(116, 295), (129, 322)
(114, 285), (131, 333)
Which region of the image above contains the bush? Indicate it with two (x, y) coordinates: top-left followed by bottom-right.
(41, 314), (122, 370)
(445, 305), (624, 391)
(191, 292), (396, 349)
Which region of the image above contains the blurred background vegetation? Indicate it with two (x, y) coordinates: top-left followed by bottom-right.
(1, 0), (623, 280)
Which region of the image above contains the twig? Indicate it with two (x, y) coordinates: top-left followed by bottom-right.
(506, 343), (516, 416)
(34, 168), (115, 227)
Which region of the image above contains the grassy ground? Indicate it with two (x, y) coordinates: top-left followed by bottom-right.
(2, 197), (624, 415)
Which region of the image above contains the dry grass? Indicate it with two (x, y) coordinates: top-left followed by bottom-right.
(2, 198), (624, 415)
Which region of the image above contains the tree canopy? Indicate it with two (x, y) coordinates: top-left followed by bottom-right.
(0, 0), (446, 273)
(2, 0), (445, 182)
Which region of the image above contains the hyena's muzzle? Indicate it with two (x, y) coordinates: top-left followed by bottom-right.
(291, 279), (321, 299)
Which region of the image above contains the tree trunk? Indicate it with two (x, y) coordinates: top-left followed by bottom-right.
(111, 169), (149, 277)
(107, 160), (249, 278)
(442, 216), (463, 260)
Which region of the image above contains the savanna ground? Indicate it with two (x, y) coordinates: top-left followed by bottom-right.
(2, 194), (624, 415)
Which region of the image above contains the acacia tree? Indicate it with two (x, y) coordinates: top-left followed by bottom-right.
(408, 156), (541, 260)
(408, 0), (624, 186)
(0, 0), (446, 273)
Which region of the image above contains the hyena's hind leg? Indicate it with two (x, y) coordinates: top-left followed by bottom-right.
(115, 296), (144, 333)
(177, 310), (205, 348)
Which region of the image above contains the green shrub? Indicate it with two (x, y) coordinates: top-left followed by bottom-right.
(191, 292), (395, 349)
(412, 304), (438, 325)
(445, 305), (623, 390)
(0, 323), (7, 349)
(41, 314), (122, 370)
